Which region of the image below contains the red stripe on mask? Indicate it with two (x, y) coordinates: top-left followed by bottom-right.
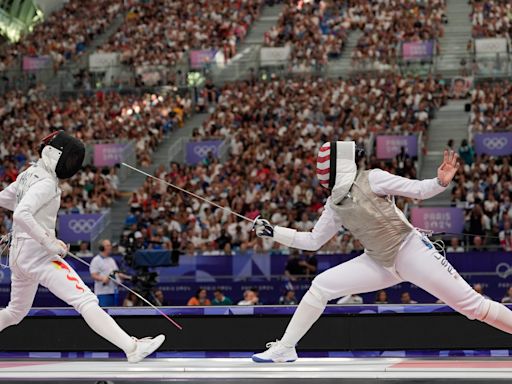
(316, 167), (330, 175)
(316, 154), (330, 163)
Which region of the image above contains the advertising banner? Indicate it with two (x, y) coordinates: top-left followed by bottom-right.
(58, 213), (103, 243)
(186, 140), (223, 164)
(260, 46), (291, 66)
(411, 207), (465, 233)
(22, 55), (51, 71)
(93, 143), (128, 167)
(4, 250), (512, 307)
(402, 40), (434, 60)
(89, 52), (120, 72)
(376, 135), (418, 159)
(189, 49), (217, 69)
(474, 132), (512, 156)
(475, 38), (508, 56)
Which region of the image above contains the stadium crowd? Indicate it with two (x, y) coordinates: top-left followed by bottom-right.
(451, 151), (512, 251)
(471, 0), (512, 38)
(0, 0), (123, 71)
(264, 0), (348, 71)
(263, 0), (446, 71)
(468, 80), (512, 132)
(0, 85), (192, 231)
(100, 0), (262, 70)
(0, 86), (191, 169)
(350, 0), (446, 68)
(449, 81), (512, 251)
(123, 74), (449, 257)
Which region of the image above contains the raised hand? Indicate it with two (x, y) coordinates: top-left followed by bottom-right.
(437, 150), (459, 187)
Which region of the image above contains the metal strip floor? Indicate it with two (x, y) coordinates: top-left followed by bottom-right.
(1, 357), (512, 382)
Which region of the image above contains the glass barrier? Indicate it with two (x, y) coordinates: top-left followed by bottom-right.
(1, 51), (512, 96)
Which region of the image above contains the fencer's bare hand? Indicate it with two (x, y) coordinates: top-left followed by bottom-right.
(437, 150), (459, 187)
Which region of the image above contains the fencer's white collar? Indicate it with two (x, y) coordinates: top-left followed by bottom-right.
(40, 145), (61, 180)
(331, 142), (357, 204)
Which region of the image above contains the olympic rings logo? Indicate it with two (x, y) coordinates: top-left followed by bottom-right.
(483, 137), (508, 150)
(68, 219), (96, 234)
(193, 145), (218, 158)
(496, 262), (512, 279)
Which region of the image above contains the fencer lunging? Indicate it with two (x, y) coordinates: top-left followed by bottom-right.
(0, 131), (165, 363)
(252, 141), (512, 363)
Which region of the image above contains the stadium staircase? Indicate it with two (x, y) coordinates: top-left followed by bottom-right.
(49, 12), (127, 94)
(420, 99), (469, 206)
(101, 3), (286, 242)
(104, 113), (211, 243)
(329, 30), (362, 75)
(212, 3), (284, 83)
(436, 0), (473, 75)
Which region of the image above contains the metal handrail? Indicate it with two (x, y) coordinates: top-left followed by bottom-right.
(89, 209), (111, 248)
(168, 137), (184, 163)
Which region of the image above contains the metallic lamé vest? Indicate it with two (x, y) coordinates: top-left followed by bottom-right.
(330, 171), (413, 267)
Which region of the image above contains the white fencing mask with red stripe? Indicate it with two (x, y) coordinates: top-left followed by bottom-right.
(316, 141), (357, 204)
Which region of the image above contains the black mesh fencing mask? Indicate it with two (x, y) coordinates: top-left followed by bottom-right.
(41, 131), (85, 179)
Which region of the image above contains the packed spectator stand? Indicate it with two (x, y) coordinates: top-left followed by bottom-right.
(1, 0), (512, 307)
(448, 81), (512, 252)
(100, 0), (263, 69)
(350, 0), (446, 68)
(0, 0), (123, 71)
(123, 74), (449, 259)
(469, 80), (512, 133)
(0, 85), (192, 253)
(470, 0), (512, 38)
(264, 0), (348, 71)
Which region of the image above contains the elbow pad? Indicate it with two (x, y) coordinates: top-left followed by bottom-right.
(273, 226), (297, 247)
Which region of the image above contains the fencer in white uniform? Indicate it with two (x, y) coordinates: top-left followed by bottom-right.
(252, 141), (512, 363)
(0, 131), (164, 363)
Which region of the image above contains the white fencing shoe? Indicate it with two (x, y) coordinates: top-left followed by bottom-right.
(252, 340), (298, 363)
(127, 334), (165, 363)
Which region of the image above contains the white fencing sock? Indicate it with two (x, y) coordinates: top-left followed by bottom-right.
(280, 287), (327, 348)
(481, 300), (512, 334)
(0, 310), (19, 332)
(81, 304), (136, 354)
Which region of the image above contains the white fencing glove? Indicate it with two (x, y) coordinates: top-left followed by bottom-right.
(42, 238), (69, 257)
(253, 216), (274, 238)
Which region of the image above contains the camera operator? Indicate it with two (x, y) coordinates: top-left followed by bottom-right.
(90, 239), (130, 307)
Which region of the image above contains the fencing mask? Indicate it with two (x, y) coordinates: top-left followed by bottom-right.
(39, 130), (85, 179)
(316, 141), (358, 204)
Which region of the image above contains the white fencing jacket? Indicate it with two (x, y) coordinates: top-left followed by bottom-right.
(273, 169), (447, 253)
(0, 160), (61, 244)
